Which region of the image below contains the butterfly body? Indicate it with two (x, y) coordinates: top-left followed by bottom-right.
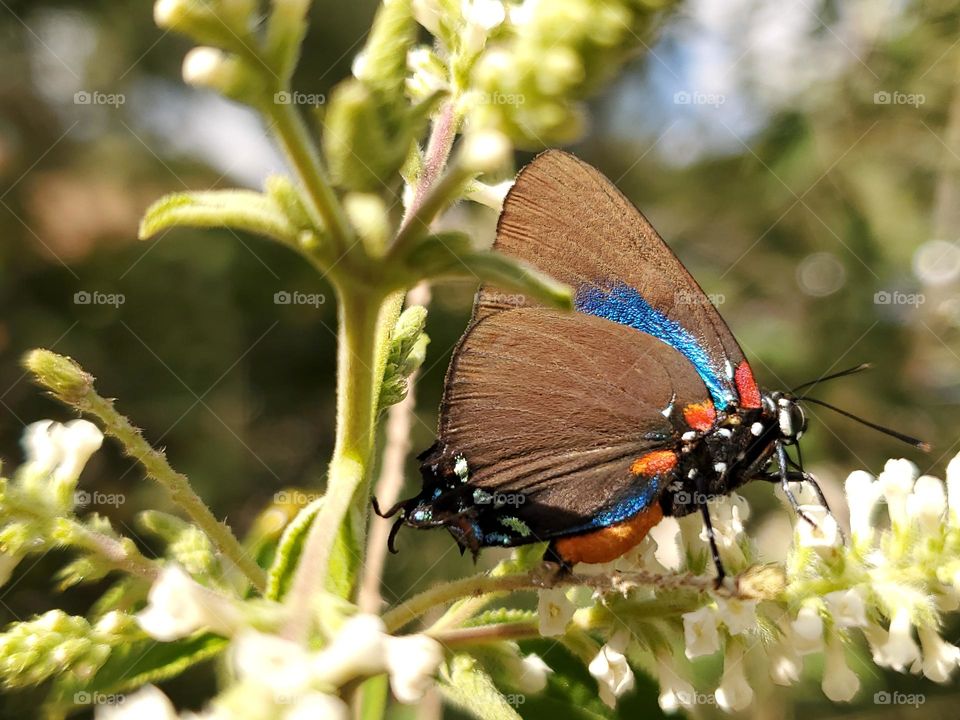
(383, 150), (816, 575)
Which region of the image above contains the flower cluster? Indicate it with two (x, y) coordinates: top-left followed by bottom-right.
(529, 454), (960, 714)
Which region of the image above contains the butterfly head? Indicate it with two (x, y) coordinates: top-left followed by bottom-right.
(764, 391), (807, 445)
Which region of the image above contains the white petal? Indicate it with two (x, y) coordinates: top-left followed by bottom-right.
(844, 470), (881, 541)
(878, 458), (918, 527)
(385, 634), (443, 703)
(313, 615), (388, 687)
(907, 475), (947, 531)
(876, 608), (921, 671)
(285, 693), (349, 720)
(715, 598), (757, 636)
(95, 685), (177, 720)
(648, 516), (683, 571)
(137, 565), (240, 641)
(946, 452), (960, 526)
(791, 605), (824, 655)
(588, 631), (634, 708)
(918, 625), (960, 683)
(537, 588), (576, 636)
(517, 654), (552, 694)
(821, 635), (859, 702)
(824, 588), (868, 628)
(655, 651), (695, 713)
(714, 642), (753, 712)
(683, 606), (721, 659)
(232, 631), (312, 696)
(795, 505), (840, 550)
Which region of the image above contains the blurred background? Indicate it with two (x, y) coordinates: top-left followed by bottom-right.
(0, 0), (958, 717)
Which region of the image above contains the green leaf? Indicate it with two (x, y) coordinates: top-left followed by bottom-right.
(138, 190), (298, 245)
(438, 654), (523, 720)
(405, 235), (573, 310)
(265, 496), (324, 601)
(48, 633), (227, 713)
(378, 305), (430, 412)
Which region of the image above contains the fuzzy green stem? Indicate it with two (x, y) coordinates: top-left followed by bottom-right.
(383, 567), (759, 633)
(267, 101), (354, 251)
(70, 525), (160, 581)
(24, 350), (266, 592)
(282, 286), (400, 638)
(432, 620), (541, 648)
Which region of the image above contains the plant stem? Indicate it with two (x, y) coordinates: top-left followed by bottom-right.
(59, 386), (266, 592)
(70, 525), (160, 581)
(432, 620), (541, 648)
(268, 102), (354, 250)
(282, 286), (399, 638)
(383, 568), (748, 633)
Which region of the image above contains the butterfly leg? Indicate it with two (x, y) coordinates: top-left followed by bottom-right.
(694, 472), (726, 587)
(541, 543), (574, 584)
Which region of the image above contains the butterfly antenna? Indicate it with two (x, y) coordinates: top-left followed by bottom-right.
(802, 397), (930, 451)
(792, 363), (874, 397)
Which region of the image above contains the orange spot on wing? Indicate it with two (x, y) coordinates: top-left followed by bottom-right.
(554, 505), (665, 565)
(735, 361), (762, 409)
(630, 450), (678, 477)
(683, 400), (716, 432)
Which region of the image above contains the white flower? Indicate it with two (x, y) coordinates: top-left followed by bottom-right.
(907, 475), (947, 532)
(313, 614), (387, 687)
(95, 685), (177, 720)
(232, 631), (313, 698)
(715, 598), (757, 636)
(873, 608), (920, 671)
(412, 0), (443, 37)
(406, 47), (448, 100)
(23, 419), (103, 486)
(648, 516), (683, 571)
(821, 634), (859, 702)
(285, 693), (349, 720)
(137, 565), (241, 641)
(284, 694), (349, 720)
(878, 458), (918, 528)
(655, 651), (695, 714)
(537, 588), (576, 636)
(682, 606), (720, 659)
(384, 633), (443, 703)
(768, 641), (801, 686)
(714, 641), (753, 712)
(459, 129), (512, 174)
(947, 452), (960, 527)
(516, 654), (552, 694)
(795, 504), (840, 550)
(824, 588), (868, 629)
(844, 470), (882, 542)
(462, 0), (506, 53)
(464, 179), (515, 212)
(153, 0), (188, 29)
(790, 605), (824, 655)
(588, 630), (634, 708)
(917, 625), (960, 683)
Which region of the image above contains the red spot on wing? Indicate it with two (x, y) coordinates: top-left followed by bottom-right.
(735, 361), (762, 409)
(682, 400), (717, 432)
(630, 449), (678, 477)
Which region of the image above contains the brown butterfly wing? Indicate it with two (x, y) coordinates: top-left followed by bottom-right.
(474, 149), (748, 407)
(433, 307), (709, 540)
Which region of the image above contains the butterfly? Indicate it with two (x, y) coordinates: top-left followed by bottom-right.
(375, 150), (927, 581)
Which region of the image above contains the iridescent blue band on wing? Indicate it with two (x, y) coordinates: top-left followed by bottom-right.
(575, 282), (734, 408)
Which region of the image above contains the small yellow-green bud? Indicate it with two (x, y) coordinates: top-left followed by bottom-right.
(22, 350), (93, 407)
